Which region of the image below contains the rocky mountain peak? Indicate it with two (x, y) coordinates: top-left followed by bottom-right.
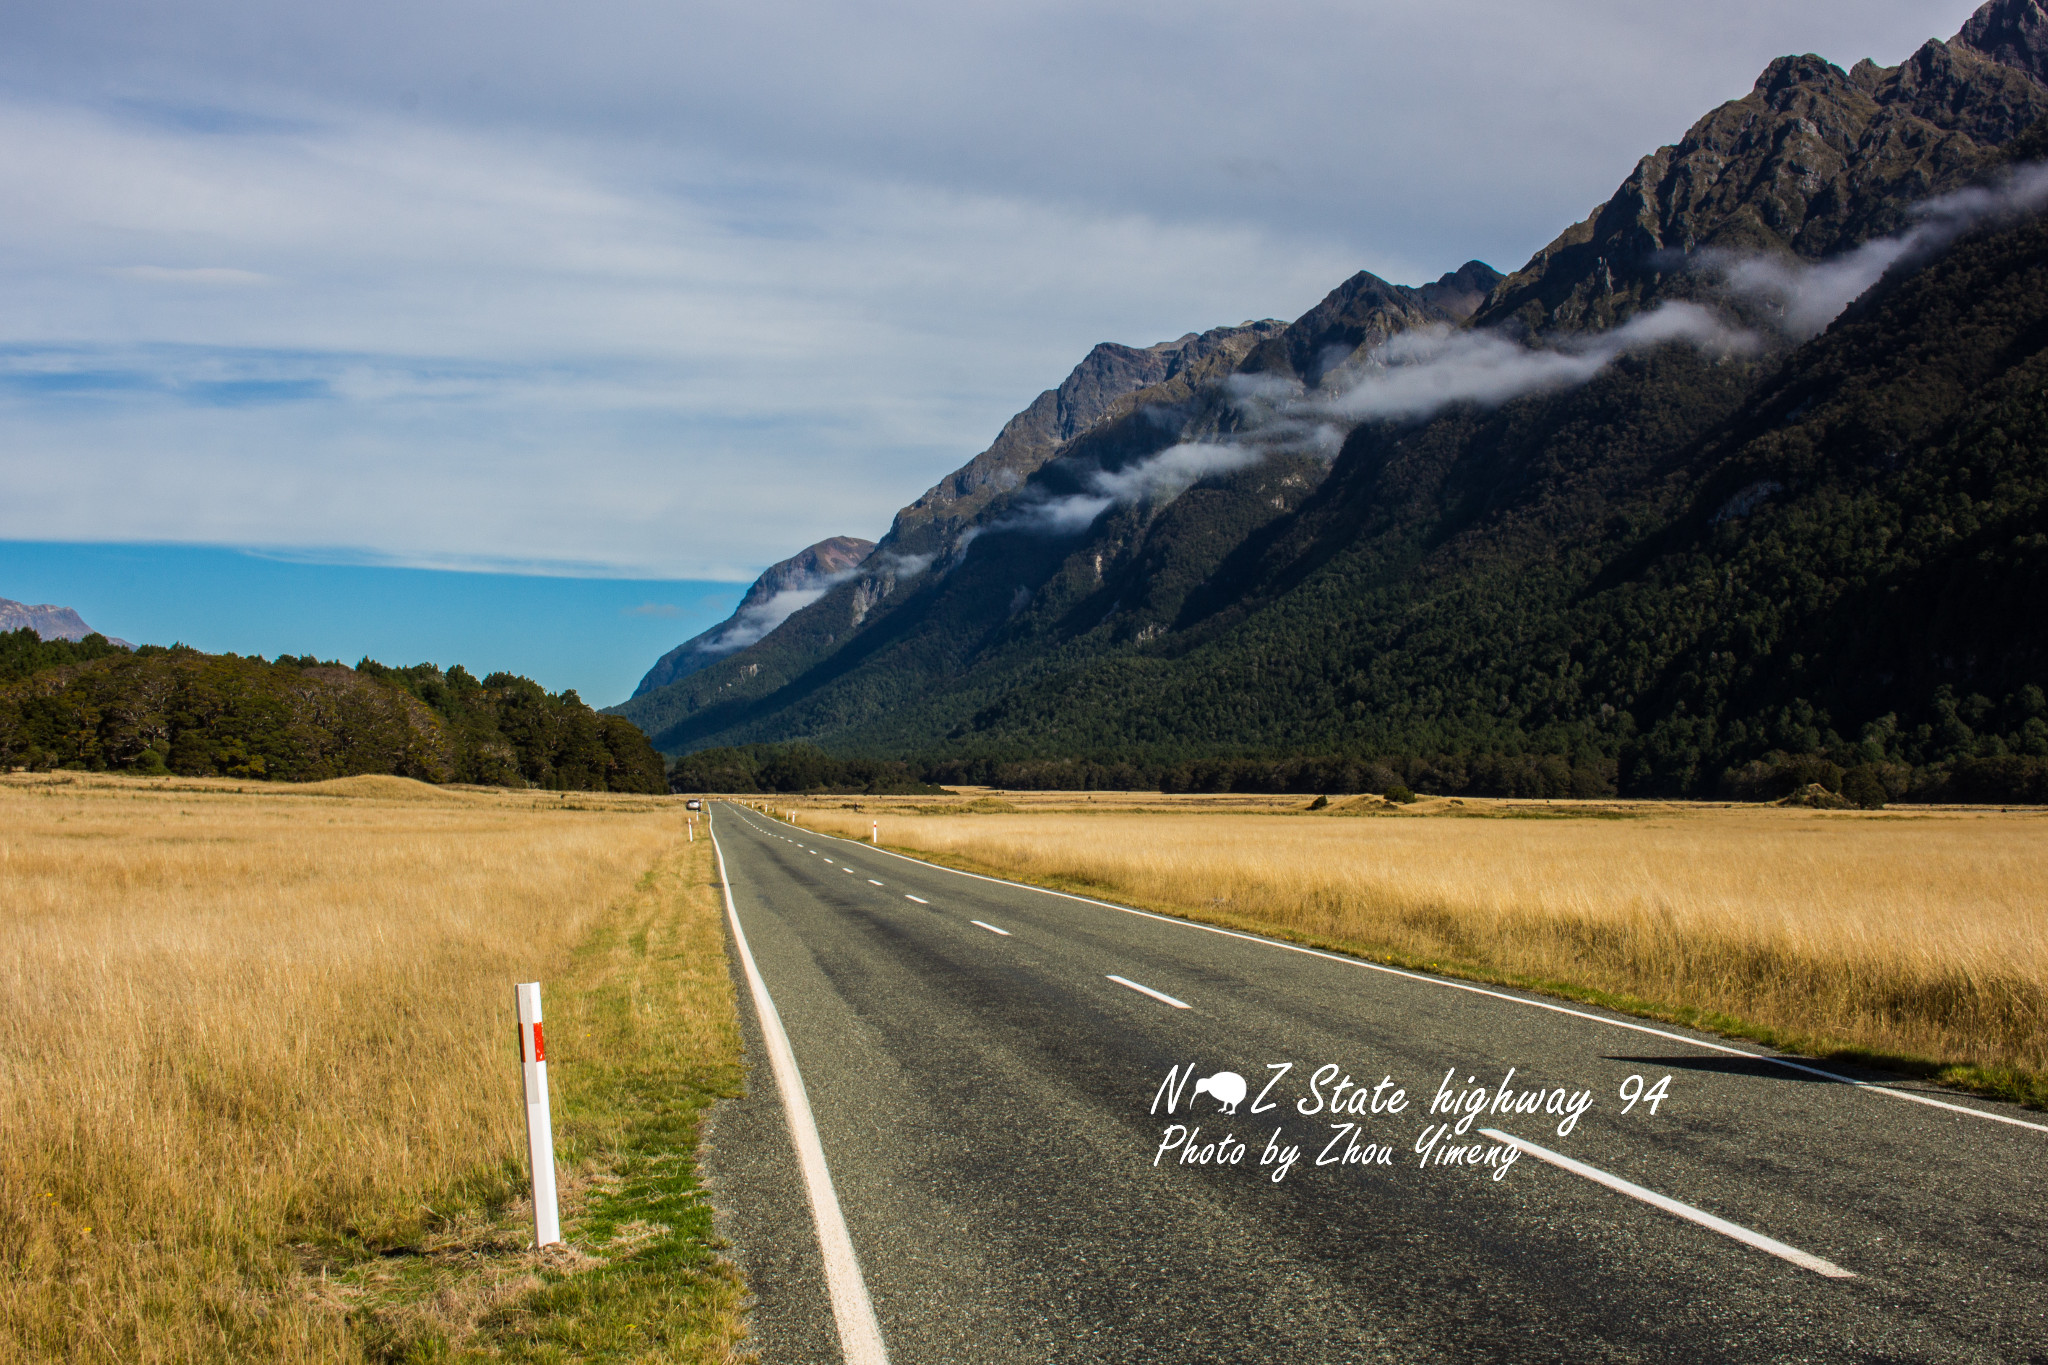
(735, 536), (875, 612)
(0, 597), (131, 648)
(1957, 0), (2048, 84)
(1238, 263), (1502, 392)
(1415, 260), (1506, 320)
(1753, 52), (1853, 99)
(1473, 28), (2048, 336)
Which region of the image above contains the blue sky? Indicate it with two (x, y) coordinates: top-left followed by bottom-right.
(0, 0), (1993, 699)
(0, 542), (740, 706)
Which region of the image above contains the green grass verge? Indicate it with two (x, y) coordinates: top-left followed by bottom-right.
(342, 836), (750, 1364)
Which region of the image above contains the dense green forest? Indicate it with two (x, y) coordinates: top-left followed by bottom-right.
(666, 743), (942, 796)
(673, 741), (2046, 806)
(0, 631), (666, 793)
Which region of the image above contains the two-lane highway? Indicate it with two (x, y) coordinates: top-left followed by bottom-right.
(700, 803), (2048, 1363)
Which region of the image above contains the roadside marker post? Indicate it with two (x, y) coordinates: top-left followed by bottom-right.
(515, 982), (562, 1247)
(871, 821), (879, 845)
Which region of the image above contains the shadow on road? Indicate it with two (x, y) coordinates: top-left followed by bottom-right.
(1600, 1054), (1852, 1084)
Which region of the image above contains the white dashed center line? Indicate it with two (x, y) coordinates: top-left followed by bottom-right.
(868, 879), (884, 886)
(1106, 975), (1191, 1009)
(905, 895), (928, 904)
(971, 920), (1011, 936)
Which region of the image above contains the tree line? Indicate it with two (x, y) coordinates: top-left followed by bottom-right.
(667, 739), (2046, 805)
(0, 631), (666, 793)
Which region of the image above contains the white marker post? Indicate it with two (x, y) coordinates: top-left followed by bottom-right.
(871, 821), (879, 845)
(515, 982), (562, 1247)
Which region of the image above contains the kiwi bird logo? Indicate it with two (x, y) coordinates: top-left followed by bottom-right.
(1193, 1070), (1248, 1114)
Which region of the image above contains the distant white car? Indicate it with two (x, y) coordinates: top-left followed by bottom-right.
(685, 798), (703, 810)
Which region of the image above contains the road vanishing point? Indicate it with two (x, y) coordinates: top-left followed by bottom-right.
(701, 803), (2048, 1364)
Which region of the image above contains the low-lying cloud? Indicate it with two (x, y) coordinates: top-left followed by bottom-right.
(977, 439), (1272, 542)
(1326, 300), (1754, 423)
(697, 585), (833, 654)
(1714, 161), (2048, 337)
(711, 565), (889, 653)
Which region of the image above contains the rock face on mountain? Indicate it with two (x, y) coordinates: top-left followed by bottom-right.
(0, 598), (130, 649)
(1474, 32), (2048, 336)
(1959, 0), (2048, 85)
(886, 324), (1288, 561)
(611, 0), (2048, 798)
(1235, 264), (1501, 392)
(630, 536), (874, 697)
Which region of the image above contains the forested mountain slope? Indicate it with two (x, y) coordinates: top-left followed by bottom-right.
(615, 0), (2048, 799)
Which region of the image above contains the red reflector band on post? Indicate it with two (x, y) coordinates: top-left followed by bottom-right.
(533, 1022), (546, 1062)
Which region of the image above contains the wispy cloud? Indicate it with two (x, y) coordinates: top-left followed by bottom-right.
(0, 92), (1359, 576)
(1711, 162), (2048, 337)
(107, 265), (273, 286)
(695, 586), (833, 654)
(1326, 301), (1755, 422)
(685, 553), (921, 655)
(984, 441), (1274, 539)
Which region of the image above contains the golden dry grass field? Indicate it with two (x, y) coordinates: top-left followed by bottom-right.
(0, 772), (742, 1364)
(775, 791), (2048, 1104)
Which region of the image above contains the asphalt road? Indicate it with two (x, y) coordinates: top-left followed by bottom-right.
(698, 802), (2048, 1364)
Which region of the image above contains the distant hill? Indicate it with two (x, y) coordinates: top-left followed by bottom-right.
(0, 633), (665, 792)
(0, 597), (131, 649)
(611, 0), (2048, 803)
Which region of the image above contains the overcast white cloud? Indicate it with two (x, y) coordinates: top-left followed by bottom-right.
(0, 0), (1991, 578)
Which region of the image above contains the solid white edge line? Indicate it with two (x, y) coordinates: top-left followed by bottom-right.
(745, 810), (2048, 1137)
(970, 920), (1012, 936)
(1478, 1128), (1855, 1279)
(710, 814), (891, 1365)
(1107, 974), (1191, 1009)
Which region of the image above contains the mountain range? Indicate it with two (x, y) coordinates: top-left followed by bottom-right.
(613, 0), (2048, 800)
(0, 597), (130, 649)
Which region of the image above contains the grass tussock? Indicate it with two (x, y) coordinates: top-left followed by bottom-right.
(0, 772), (744, 1362)
(794, 800), (2048, 1106)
